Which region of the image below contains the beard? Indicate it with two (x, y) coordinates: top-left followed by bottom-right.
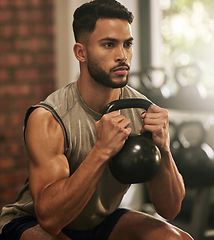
(87, 57), (130, 89)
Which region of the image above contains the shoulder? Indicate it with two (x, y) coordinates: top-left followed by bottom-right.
(34, 82), (78, 119)
(25, 108), (64, 144)
(27, 107), (55, 125)
(26, 107), (62, 133)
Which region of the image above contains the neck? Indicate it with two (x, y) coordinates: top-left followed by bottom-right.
(77, 75), (121, 114)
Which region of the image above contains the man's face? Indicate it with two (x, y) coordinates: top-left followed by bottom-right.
(86, 18), (133, 88)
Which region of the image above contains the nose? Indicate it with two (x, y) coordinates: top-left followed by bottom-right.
(115, 46), (127, 62)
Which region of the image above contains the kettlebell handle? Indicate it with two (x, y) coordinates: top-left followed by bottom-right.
(103, 98), (153, 114)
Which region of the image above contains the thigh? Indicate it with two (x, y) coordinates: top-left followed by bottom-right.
(20, 224), (71, 240)
(108, 210), (193, 240)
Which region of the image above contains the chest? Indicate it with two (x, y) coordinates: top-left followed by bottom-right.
(65, 107), (143, 174)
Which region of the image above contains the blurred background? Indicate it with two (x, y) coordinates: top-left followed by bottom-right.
(0, 0), (214, 239)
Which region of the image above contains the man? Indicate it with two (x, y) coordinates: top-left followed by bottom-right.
(0, 0), (193, 239)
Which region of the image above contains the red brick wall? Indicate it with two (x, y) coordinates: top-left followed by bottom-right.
(0, 0), (56, 210)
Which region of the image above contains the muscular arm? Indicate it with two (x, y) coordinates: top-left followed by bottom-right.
(142, 105), (185, 220)
(25, 108), (131, 236)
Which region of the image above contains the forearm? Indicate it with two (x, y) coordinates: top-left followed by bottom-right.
(33, 146), (109, 236)
(146, 149), (185, 220)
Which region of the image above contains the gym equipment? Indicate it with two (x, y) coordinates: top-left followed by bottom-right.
(170, 121), (214, 240)
(172, 121), (214, 188)
(175, 64), (207, 105)
(141, 67), (171, 100)
(103, 98), (161, 184)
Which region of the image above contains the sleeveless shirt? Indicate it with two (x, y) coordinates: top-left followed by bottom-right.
(0, 81), (149, 232)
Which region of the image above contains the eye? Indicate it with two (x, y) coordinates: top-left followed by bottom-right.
(124, 41), (133, 48)
(103, 42), (114, 48)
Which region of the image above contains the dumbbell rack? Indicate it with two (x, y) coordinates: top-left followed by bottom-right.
(168, 109), (214, 240)
(128, 82), (214, 239)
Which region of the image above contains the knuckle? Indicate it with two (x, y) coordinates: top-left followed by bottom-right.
(158, 125), (163, 132)
(102, 114), (109, 121)
(125, 127), (132, 135)
(120, 115), (125, 120)
(155, 126), (164, 136)
(163, 108), (169, 118)
(122, 129), (129, 139)
(95, 121), (99, 128)
(111, 119), (118, 128)
(150, 104), (155, 110)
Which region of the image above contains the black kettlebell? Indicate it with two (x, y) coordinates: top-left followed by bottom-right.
(141, 67), (170, 100)
(103, 98), (161, 184)
(173, 121), (214, 188)
(175, 64), (207, 105)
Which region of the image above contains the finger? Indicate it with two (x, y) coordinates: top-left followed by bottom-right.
(144, 117), (166, 126)
(141, 112), (146, 119)
(146, 104), (161, 113)
(142, 124), (159, 133)
(143, 112), (169, 125)
(119, 118), (131, 129)
(143, 112), (164, 121)
(119, 127), (132, 143)
(104, 110), (120, 117)
(124, 127), (132, 139)
(112, 114), (126, 123)
(141, 106), (162, 119)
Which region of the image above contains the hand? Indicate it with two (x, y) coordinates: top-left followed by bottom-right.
(141, 105), (170, 152)
(95, 111), (132, 158)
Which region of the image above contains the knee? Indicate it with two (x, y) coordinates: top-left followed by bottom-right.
(137, 222), (194, 240)
(165, 225), (194, 240)
(179, 231), (194, 240)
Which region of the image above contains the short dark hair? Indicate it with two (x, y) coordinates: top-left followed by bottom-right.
(73, 0), (134, 42)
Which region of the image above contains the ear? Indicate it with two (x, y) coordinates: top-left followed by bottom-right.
(73, 43), (87, 62)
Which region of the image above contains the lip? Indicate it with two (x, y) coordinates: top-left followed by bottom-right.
(113, 66), (129, 75)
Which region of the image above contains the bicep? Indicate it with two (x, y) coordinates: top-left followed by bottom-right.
(25, 108), (70, 202)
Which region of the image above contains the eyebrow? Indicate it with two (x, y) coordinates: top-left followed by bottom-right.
(98, 37), (134, 43)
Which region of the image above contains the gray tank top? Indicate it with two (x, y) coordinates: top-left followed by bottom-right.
(0, 81), (149, 232)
